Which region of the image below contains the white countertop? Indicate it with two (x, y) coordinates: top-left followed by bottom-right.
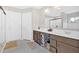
(33, 28), (79, 40)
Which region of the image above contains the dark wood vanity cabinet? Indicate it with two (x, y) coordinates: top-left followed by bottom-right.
(50, 46), (57, 53)
(57, 42), (79, 53)
(33, 30), (79, 53)
(50, 38), (57, 53)
(50, 35), (79, 53)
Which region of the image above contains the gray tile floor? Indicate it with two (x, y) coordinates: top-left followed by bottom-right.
(3, 40), (50, 53)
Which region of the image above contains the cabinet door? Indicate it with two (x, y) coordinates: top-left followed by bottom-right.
(33, 31), (42, 43)
(6, 11), (21, 42)
(50, 39), (57, 48)
(57, 42), (79, 53)
(52, 35), (79, 48)
(22, 12), (33, 41)
(33, 31), (38, 42)
(50, 46), (57, 53)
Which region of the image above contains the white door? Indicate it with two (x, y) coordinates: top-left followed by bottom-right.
(6, 11), (21, 42)
(0, 9), (6, 52)
(0, 10), (3, 43)
(22, 12), (33, 41)
(0, 10), (5, 44)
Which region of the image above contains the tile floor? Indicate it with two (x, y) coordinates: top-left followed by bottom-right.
(3, 40), (50, 53)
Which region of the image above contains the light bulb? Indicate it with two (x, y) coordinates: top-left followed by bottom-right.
(70, 18), (75, 22)
(44, 8), (50, 13)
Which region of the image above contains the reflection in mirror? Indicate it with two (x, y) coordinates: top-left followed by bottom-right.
(70, 16), (79, 23)
(38, 6), (79, 31)
(48, 17), (63, 31)
(66, 11), (79, 30)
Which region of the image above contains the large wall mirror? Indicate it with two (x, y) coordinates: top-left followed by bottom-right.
(63, 11), (79, 30)
(38, 6), (79, 31)
(68, 12), (79, 23)
(49, 17), (63, 29)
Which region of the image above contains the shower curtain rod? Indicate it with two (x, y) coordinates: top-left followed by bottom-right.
(0, 6), (6, 15)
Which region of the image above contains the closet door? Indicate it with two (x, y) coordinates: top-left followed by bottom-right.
(0, 10), (6, 43)
(0, 9), (6, 52)
(6, 11), (21, 42)
(22, 12), (33, 41)
(0, 10), (3, 44)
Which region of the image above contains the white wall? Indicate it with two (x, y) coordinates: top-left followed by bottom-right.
(32, 9), (40, 29)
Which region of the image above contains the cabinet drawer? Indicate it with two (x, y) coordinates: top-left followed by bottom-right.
(57, 42), (79, 53)
(51, 35), (79, 48)
(50, 39), (56, 48)
(50, 46), (57, 53)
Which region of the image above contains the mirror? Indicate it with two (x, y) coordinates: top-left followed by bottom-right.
(67, 12), (79, 23)
(70, 17), (79, 23)
(48, 17), (63, 29)
(63, 11), (79, 30)
(38, 6), (79, 31)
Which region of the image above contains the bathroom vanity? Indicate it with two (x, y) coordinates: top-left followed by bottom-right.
(33, 28), (79, 53)
(50, 34), (79, 53)
(33, 7), (79, 53)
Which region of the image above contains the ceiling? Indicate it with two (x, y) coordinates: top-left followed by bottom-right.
(12, 6), (43, 9)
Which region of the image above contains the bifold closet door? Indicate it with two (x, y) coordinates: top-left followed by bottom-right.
(0, 10), (3, 44)
(6, 11), (21, 42)
(0, 9), (6, 52)
(0, 10), (5, 44)
(22, 12), (33, 40)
